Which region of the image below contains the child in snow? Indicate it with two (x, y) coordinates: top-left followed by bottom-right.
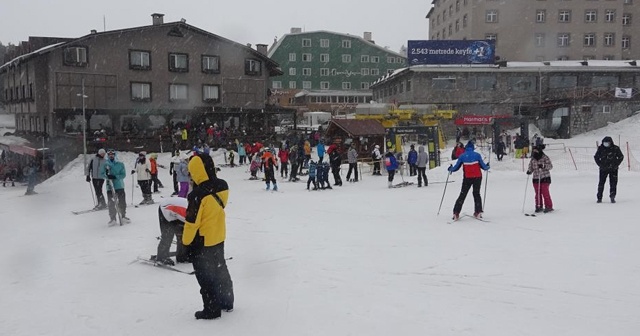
(249, 153), (261, 180)
(527, 144), (554, 213)
(384, 148), (399, 188)
(307, 160), (318, 190)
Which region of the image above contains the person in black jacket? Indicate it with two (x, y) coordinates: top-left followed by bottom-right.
(329, 148), (342, 186)
(594, 136), (625, 203)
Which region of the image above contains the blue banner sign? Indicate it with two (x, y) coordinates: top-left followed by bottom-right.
(407, 40), (496, 65)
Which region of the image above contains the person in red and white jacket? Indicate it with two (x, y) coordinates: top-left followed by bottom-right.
(448, 141), (490, 219)
(154, 196), (188, 265)
(527, 144), (554, 213)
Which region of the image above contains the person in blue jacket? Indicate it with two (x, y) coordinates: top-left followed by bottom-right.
(407, 144), (418, 176)
(448, 141), (490, 220)
(316, 139), (326, 164)
(384, 148), (399, 188)
(100, 149), (130, 225)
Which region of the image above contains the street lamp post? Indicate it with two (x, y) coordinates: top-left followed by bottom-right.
(77, 79), (88, 169)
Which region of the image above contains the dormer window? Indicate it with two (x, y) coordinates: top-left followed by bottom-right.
(63, 46), (88, 66)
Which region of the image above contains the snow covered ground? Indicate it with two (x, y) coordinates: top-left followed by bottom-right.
(1, 116), (640, 335)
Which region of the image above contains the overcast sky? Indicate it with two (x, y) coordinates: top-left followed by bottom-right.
(0, 0), (429, 53)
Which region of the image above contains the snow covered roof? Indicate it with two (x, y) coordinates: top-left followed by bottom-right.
(268, 30), (406, 58)
(0, 42), (66, 72)
(296, 90), (373, 97)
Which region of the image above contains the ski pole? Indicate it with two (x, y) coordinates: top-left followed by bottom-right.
(537, 178), (542, 211)
(437, 165), (452, 215)
(482, 143), (491, 211)
(131, 175), (135, 206)
(88, 178), (97, 207)
(522, 173), (530, 213)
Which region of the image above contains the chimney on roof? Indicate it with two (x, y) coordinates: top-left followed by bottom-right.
(90, 29), (97, 34)
(363, 31), (373, 42)
(290, 27), (302, 34)
(151, 13), (165, 26)
(256, 44), (268, 55)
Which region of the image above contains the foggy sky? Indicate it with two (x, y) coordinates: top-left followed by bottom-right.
(0, 0), (429, 53)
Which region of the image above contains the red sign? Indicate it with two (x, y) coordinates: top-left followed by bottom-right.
(454, 115), (510, 125)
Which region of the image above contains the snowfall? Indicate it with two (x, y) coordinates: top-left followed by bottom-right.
(1, 114), (640, 336)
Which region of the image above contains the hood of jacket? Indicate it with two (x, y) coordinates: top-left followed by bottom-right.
(465, 141), (475, 150)
(188, 155), (217, 185)
(418, 146), (425, 153)
(601, 136), (614, 145)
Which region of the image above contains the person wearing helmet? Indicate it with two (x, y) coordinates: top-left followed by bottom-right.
(132, 151), (154, 205)
(100, 149), (130, 225)
(86, 148), (107, 210)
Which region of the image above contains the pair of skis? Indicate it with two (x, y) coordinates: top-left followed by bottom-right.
(447, 213), (490, 224)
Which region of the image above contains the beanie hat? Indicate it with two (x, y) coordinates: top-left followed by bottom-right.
(98, 148), (106, 156)
(465, 141), (475, 149)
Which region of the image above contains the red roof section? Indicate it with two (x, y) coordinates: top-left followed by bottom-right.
(327, 119), (386, 136)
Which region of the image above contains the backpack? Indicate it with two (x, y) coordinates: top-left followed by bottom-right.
(451, 147), (457, 160)
(371, 150), (377, 160)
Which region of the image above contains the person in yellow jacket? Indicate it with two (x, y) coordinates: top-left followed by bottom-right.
(183, 154), (234, 319)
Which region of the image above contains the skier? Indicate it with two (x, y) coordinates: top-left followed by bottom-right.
(86, 148), (107, 209)
(407, 144), (418, 176)
(101, 149), (130, 225)
(448, 141), (490, 219)
(183, 153), (234, 319)
(23, 162), (38, 195)
(320, 161), (332, 189)
(288, 145), (300, 182)
(526, 144), (554, 213)
(594, 136), (624, 203)
(329, 146), (342, 186)
(496, 138), (506, 161)
(416, 145), (429, 187)
(175, 153), (190, 198)
(132, 151), (154, 205)
(316, 139), (326, 163)
(237, 141), (247, 165)
(168, 150), (180, 196)
(384, 148), (399, 188)
(261, 148), (279, 191)
(278, 144), (289, 178)
(371, 144), (382, 176)
(149, 153), (164, 193)
(249, 152), (261, 180)
(345, 143), (359, 182)
(153, 196), (188, 266)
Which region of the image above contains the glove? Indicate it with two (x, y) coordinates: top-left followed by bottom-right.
(145, 169), (151, 173)
(131, 170), (136, 174)
(538, 164), (544, 168)
(485, 164), (490, 170)
(447, 164), (453, 172)
(86, 175), (91, 182)
(107, 174), (116, 180)
(526, 170), (532, 175)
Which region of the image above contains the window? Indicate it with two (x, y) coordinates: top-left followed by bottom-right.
(432, 77), (456, 90)
(245, 59), (261, 75)
(449, 24), (453, 36)
(131, 82), (151, 101)
(387, 57), (396, 64)
(201, 55), (220, 73)
(371, 56), (379, 63)
(272, 81), (282, 89)
(202, 85), (220, 102)
(443, 8), (447, 19)
(371, 68), (380, 76)
(361, 68), (370, 75)
(129, 50), (150, 70)
(622, 13), (631, 25)
(303, 68), (311, 76)
(320, 54), (329, 62)
(584, 33), (596, 47)
(63, 46), (88, 66)
(549, 75), (577, 89)
(169, 53), (188, 72)
(602, 105), (612, 114)
(508, 77), (537, 92)
(361, 55), (370, 63)
(342, 54), (352, 63)
(342, 40), (351, 48)
(486, 10), (498, 23)
(467, 75), (496, 91)
(604, 33), (615, 46)
(320, 39), (329, 48)
(289, 68), (296, 76)
(455, 20), (460, 32)
(624, 0), (632, 4)
(289, 81), (297, 89)
(303, 81), (312, 89)
(463, 14), (468, 27)
(320, 68), (330, 76)
(289, 53), (296, 61)
(342, 82), (351, 90)
(558, 10), (572, 23)
(169, 84), (188, 101)
(456, 0), (460, 11)
(591, 75), (618, 89)
(320, 82), (330, 89)
(622, 36), (630, 49)
(485, 34), (497, 44)
(361, 82), (370, 89)
(302, 53), (312, 62)
(585, 10), (597, 23)
(536, 10), (546, 23)
(535, 33), (545, 47)
(302, 39), (311, 47)
(557, 33), (571, 47)
(605, 10), (616, 22)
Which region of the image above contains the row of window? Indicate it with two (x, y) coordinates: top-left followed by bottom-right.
(286, 68), (386, 77)
(301, 38), (352, 48)
(130, 82), (220, 103)
(287, 53), (404, 64)
(4, 83), (34, 102)
(306, 95), (372, 104)
(62, 46), (263, 76)
(272, 80), (371, 90)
